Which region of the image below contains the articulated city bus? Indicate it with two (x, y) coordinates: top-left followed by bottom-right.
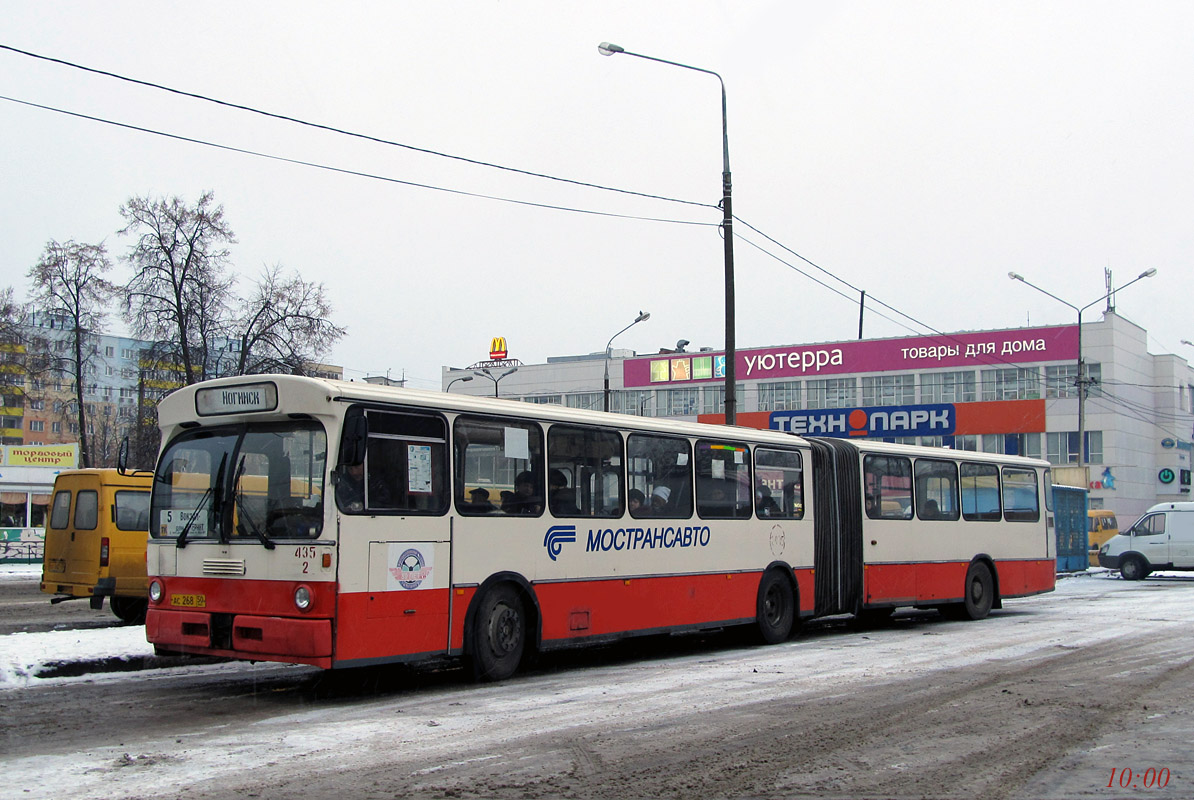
(143, 375), (1054, 680)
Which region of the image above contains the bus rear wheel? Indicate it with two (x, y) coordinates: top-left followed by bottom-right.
(943, 562), (994, 621)
(110, 596), (148, 625)
(469, 584), (527, 682)
(756, 570), (795, 644)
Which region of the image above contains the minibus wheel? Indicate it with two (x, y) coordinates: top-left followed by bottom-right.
(1118, 555), (1150, 581)
(469, 584), (526, 682)
(110, 597), (148, 625)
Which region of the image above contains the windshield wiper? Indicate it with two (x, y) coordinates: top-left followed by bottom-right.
(177, 452), (227, 549)
(233, 455), (276, 550)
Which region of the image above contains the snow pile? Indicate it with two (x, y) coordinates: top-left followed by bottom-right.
(0, 625), (154, 688)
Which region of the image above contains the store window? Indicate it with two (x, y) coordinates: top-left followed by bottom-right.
(920, 371), (976, 404)
(806, 378), (857, 409)
(1046, 431), (1102, 465)
(861, 374), (914, 406)
(980, 368), (1040, 401)
(757, 381), (801, 412)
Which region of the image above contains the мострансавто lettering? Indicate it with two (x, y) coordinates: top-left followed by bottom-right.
(586, 526), (712, 552)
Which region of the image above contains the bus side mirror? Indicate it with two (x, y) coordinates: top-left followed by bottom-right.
(117, 437), (130, 475)
(338, 414), (368, 467)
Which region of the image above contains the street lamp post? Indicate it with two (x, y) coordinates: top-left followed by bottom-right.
(473, 366), (518, 398)
(446, 375), (474, 392)
(599, 41), (737, 425)
(604, 311), (651, 412)
(1009, 268), (1157, 471)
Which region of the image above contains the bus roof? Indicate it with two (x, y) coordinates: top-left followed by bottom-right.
(156, 373), (1048, 468)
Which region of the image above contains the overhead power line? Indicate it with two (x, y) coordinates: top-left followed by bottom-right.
(0, 94), (718, 229)
(0, 43), (715, 211)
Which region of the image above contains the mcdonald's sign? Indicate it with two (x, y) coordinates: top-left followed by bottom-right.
(490, 337), (508, 360)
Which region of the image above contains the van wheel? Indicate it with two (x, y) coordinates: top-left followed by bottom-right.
(756, 570), (795, 644)
(468, 584), (526, 682)
(110, 597), (148, 625)
(1119, 555), (1150, 581)
(943, 562), (994, 621)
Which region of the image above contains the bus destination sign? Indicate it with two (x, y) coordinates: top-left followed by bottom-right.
(195, 382), (279, 416)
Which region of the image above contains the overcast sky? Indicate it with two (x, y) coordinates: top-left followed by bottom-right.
(2, 1), (1190, 390)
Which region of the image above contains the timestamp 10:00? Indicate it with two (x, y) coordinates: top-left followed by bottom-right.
(1108, 768), (1170, 789)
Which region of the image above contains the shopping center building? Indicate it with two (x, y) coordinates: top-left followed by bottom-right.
(444, 312), (1194, 523)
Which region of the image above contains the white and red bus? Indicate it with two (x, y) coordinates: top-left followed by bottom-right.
(143, 375), (1055, 680)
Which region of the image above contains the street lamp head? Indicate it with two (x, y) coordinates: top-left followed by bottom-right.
(676, 339), (690, 352)
(1008, 272), (1024, 282)
(459, 376), (473, 382)
(1181, 339), (1193, 347)
(500, 367), (519, 379)
(598, 42), (624, 56)
(635, 311), (651, 323)
(1139, 268), (1158, 279)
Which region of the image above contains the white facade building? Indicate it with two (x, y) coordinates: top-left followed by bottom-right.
(445, 312), (1194, 523)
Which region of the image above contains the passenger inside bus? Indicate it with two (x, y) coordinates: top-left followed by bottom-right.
(505, 471), (542, 515)
(467, 488), (498, 513)
(627, 488), (646, 514)
(548, 469), (580, 516)
(755, 484), (780, 517)
(920, 499), (940, 519)
(647, 485), (671, 515)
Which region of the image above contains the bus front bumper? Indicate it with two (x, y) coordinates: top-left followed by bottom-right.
(146, 608), (333, 665)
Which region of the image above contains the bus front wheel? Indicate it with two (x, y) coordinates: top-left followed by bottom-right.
(469, 584), (527, 682)
(755, 570), (795, 644)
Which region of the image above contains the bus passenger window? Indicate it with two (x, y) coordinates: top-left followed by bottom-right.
(696, 440), (751, 519)
(338, 408), (448, 516)
(627, 434), (692, 519)
(864, 455), (913, 520)
(755, 448), (804, 519)
(1002, 467), (1040, 522)
(454, 416), (543, 517)
(547, 425), (624, 518)
(914, 458), (960, 521)
(960, 462), (1001, 521)
(73, 490), (99, 530)
(49, 491), (72, 530)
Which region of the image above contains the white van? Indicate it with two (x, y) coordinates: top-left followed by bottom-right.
(1098, 502), (1194, 580)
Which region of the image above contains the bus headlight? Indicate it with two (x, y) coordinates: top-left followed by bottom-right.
(294, 585), (313, 611)
(149, 580), (163, 603)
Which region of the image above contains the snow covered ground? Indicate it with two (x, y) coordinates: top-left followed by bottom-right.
(0, 561), (1183, 691)
(2, 563), (1193, 799)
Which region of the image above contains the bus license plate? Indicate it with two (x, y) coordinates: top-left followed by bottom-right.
(170, 594), (206, 608)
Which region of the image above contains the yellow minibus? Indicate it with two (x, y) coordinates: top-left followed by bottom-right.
(40, 468), (153, 623)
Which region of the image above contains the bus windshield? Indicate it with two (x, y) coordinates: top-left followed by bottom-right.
(151, 421), (327, 543)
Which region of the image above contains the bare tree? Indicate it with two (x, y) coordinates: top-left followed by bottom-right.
(27, 241), (115, 468)
(0, 286), (24, 345)
(120, 191), (236, 385)
(234, 265), (346, 375)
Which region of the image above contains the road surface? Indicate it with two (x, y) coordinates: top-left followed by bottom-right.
(1, 570), (1192, 799)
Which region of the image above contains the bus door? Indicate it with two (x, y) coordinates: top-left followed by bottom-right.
(808, 439), (863, 616)
(336, 406), (453, 659)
